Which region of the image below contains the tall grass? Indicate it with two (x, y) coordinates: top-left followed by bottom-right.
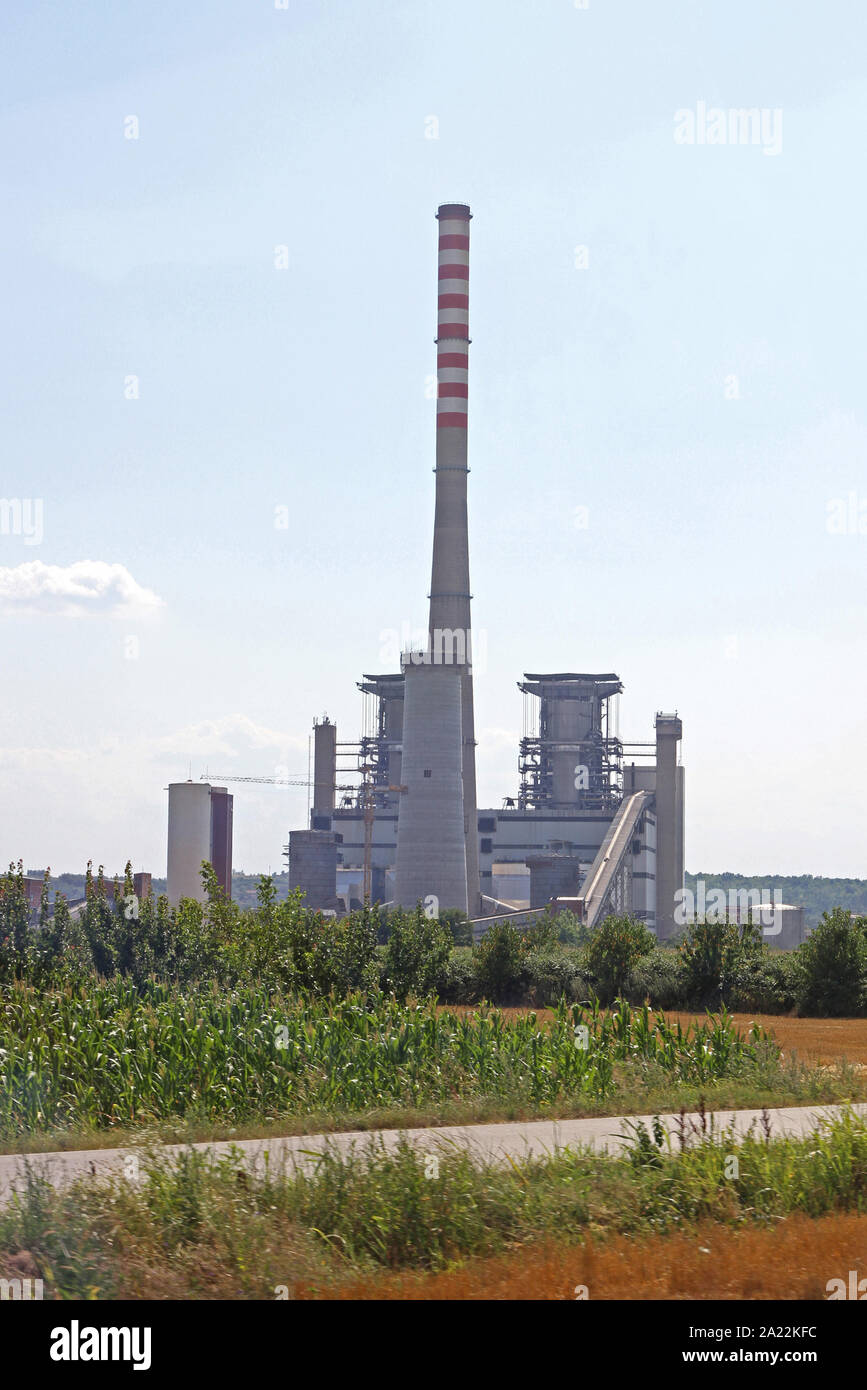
(4, 1109), (867, 1297)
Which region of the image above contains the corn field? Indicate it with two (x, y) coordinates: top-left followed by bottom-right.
(0, 981), (777, 1138)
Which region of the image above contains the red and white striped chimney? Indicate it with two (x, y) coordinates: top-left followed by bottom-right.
(427, 202), (479, 914)
(435, 203), (471, 429)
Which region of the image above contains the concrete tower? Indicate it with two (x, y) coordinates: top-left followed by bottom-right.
(429, 202), (480, 914)
(393, 656), (468, 914)
(654, 713), (683, 940)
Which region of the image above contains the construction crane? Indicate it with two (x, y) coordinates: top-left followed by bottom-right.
(199, 773), (404, 908)
(199, 773), (357, 791)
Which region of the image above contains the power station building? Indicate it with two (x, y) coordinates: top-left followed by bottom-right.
(288, 204), (686, 938)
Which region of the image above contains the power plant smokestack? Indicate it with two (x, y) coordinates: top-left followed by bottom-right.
(393, 203), (480, 915)
(429, 202), (480, 914)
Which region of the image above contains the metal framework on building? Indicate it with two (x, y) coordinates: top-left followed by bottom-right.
(517, 672), (624, 812)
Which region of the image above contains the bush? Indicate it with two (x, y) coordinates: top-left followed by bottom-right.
(435, 948), (478, 1004)
(539, 909), (594, 949)
(439, 909), (473, 947)
(793, 909), (867, 1016)
(626, 948), (688, 1010)
(729, 950), (799, 1014)
(278, 898), (380, 997)
(584, 916), (655, 1003)
(678, 918), (762, 1009)
(473, 922), (527, 1004)
(521, 950), (589, 1006)
(384, 906), (452, 1001)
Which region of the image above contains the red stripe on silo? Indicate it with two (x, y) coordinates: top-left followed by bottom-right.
(438, 293), (469, 310)
(438, 234), (470, 251)
(437, 352), (469, 368)
(438, 383), (469, 398)
(437, 413), (468, 428)
(438, 264), (469, 280)
(437, 323), (469, 339)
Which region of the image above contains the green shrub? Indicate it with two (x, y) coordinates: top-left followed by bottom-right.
(626, 948), (688, 1010)
(584, 916), (655, 1003)
(439, 909), (473, 947)
(793, 908), (867, 1016)
(435, 947), (478, 1004)
(521, 950), (589, 1006)
(384, 906), (452, 1001)
(729, 950), (799, 1014)
(678, 918), (761, 1008)
(473, 921), (527, 1003)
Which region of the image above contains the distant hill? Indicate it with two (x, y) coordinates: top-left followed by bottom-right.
(685, 872), (867, 930)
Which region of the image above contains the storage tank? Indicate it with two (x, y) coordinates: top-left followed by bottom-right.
(167, 781), (213, 906)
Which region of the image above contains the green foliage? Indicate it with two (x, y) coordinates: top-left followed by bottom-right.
(4, 862), (867, 1020)
(438, 908), (473, 947)
(521, 949), (589, 1006)
(540, 909), (594, 948)
(473, 921), (527, 1003)
(793, 908), (867, 1016)
(729, 950), (799, 1014)
(584, 915), (655, 1003)
(435, 948), (478, 1004)
(384, 906), (452, 1001)
(625, 948), (688, 1010)
(678, 917), (762, 1008)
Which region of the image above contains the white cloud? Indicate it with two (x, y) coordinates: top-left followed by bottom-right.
(0, 560), (164, 617)
(152, 714), (307, 763)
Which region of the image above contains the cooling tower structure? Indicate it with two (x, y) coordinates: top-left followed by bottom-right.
(392, 203), (479, 913)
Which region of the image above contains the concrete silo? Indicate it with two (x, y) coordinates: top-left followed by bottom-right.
(167, 781), (233, 906)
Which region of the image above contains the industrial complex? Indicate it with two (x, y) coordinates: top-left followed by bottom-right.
(278, 204), (688, 939)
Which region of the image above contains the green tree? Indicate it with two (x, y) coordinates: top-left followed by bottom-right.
(385, 905), (452, 1001)
(585, 915), (654, 1003)
(473, 921), (526, 1004)
(794, 908), (867, 1016)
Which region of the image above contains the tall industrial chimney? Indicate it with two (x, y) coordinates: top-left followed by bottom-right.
(429, 203), (480, 915)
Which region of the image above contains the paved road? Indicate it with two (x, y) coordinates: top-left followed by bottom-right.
(2, 1101), (865, 1202)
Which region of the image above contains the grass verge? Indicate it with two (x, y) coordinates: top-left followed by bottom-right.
(4, 1108), (867, 1298)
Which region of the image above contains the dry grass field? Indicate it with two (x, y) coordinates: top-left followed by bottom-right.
(322, 1211), (867, 1301)
(674, 1015), (867, 1068)
(442, 1007), (867, 1069)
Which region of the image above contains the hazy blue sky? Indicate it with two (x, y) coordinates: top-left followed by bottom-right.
(1, 0), (866, 879)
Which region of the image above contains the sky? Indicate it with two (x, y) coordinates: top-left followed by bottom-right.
(1, 0), (866, 880)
